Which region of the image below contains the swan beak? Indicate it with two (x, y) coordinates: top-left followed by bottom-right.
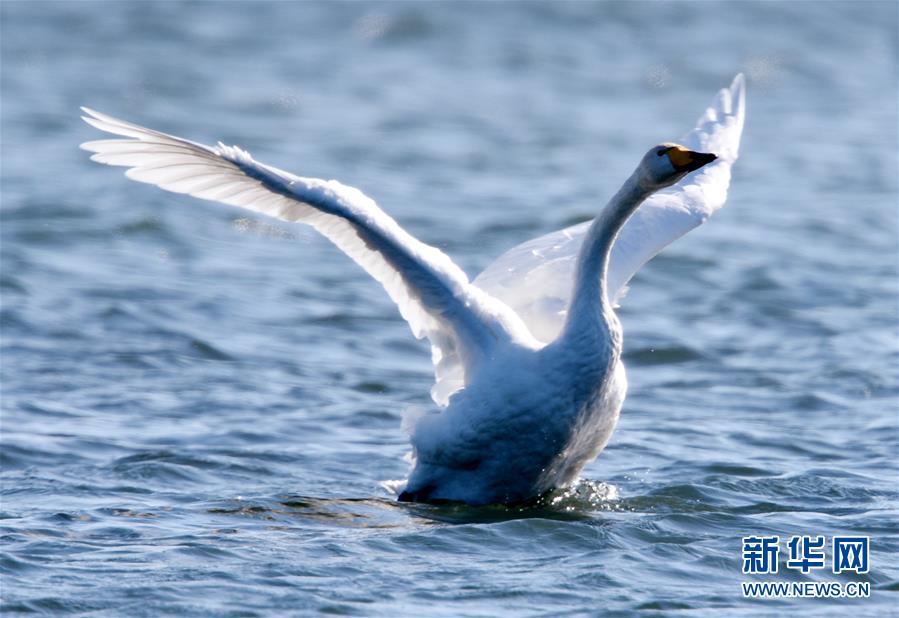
(668, 147), (717, 173)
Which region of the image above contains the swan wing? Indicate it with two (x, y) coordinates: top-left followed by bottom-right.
(80, 108), (532, 405)
(473, 74), (746, 344)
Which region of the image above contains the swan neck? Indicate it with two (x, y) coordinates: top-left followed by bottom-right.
(561, 172), (651, 343)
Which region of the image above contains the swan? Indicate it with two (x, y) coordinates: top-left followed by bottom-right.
(80, 74), (745, 505)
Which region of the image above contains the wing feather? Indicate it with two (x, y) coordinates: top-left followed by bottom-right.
(473, 74), (746, 344)
(80, 108), (534, 405)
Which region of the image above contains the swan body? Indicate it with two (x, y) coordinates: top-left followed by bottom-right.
(402, 145), (718, 504)
(80, 75), (745, 505)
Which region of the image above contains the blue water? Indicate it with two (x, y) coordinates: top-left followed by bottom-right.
(2, 1), (897, 615)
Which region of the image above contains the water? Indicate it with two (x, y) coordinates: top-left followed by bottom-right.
(2, 1), (897, 615)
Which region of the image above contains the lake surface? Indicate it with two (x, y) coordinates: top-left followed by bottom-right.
(2, 1), (897, 615)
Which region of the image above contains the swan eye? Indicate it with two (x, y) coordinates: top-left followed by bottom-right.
(656, 148), (669, 157)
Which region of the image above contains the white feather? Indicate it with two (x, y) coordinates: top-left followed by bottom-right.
(414, 75), (750, 405)
(81, 76), (745, 505)
(472, 74), (746, 343)
(80, 107), (537, 406)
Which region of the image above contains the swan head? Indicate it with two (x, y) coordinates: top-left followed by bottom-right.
(640, 143), (717, 189)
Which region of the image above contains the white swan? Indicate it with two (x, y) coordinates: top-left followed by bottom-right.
(80, 74), (744, 505)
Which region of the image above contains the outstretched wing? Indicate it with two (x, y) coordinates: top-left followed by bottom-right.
(473, 74), (746, 344)
(80, 108), (534, 405)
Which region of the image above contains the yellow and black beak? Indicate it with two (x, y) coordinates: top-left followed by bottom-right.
(666, 145), (717, 173)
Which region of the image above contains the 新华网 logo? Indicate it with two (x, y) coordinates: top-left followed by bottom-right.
(740, 535), (870, 599)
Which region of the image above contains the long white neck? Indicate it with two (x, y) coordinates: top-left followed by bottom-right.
(559, 171), (652, 346)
